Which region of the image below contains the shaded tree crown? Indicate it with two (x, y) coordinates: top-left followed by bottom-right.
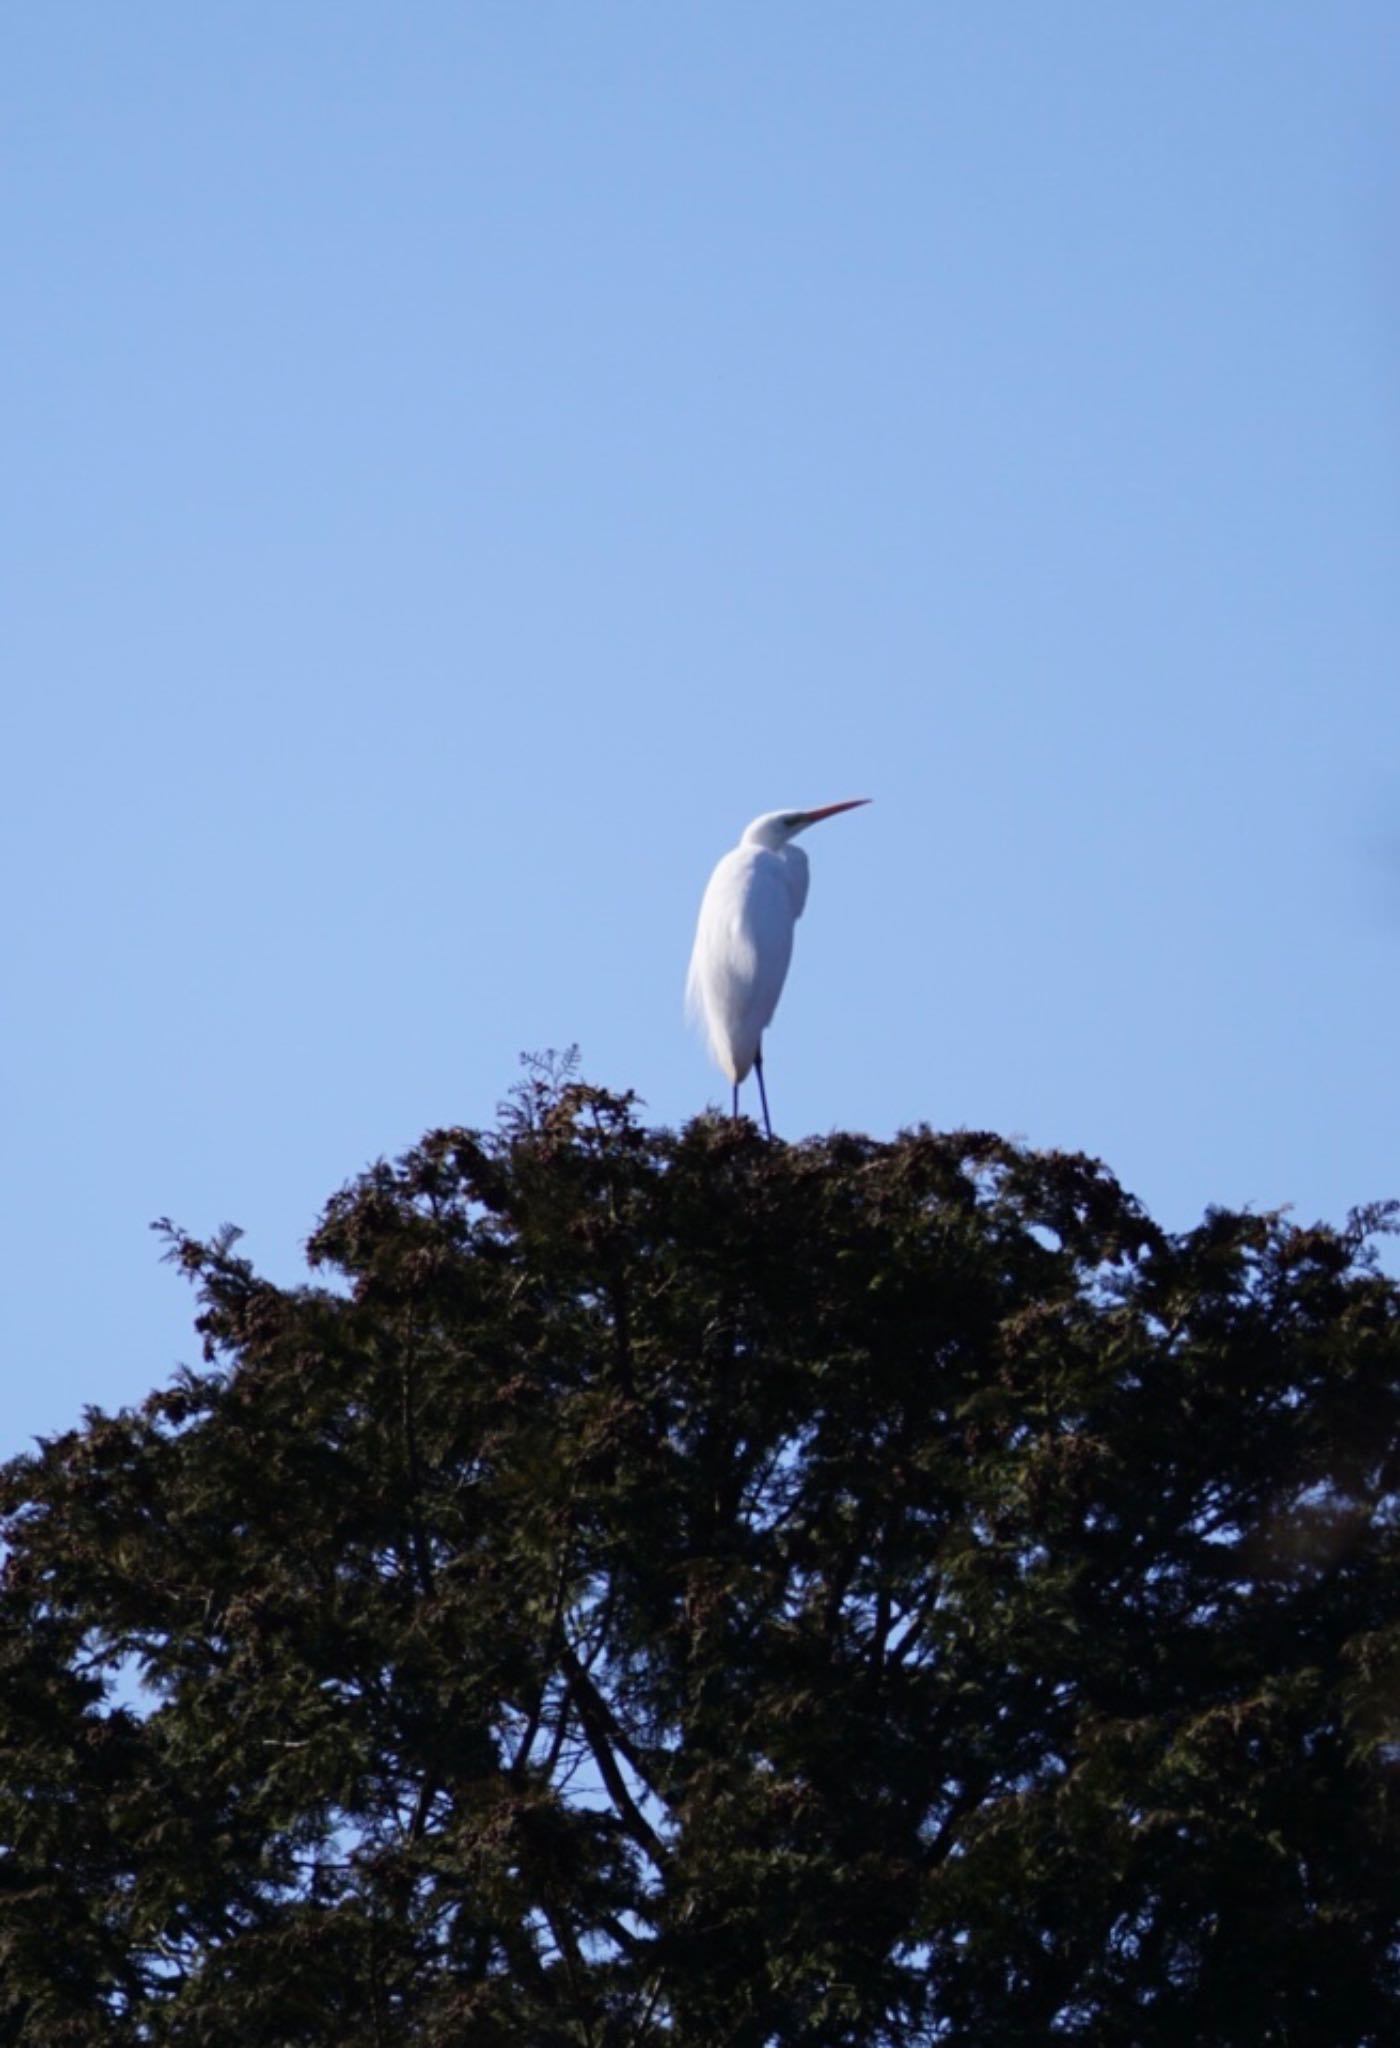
(2, 1073), (1398, 2045)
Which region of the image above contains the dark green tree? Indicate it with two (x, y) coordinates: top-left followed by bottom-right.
(2, 1072), (1398, 2045)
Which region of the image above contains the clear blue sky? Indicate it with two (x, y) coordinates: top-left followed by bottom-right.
(5, 4), (1398, 1449)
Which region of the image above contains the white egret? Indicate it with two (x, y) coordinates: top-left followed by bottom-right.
(686, 800), (870, 1137)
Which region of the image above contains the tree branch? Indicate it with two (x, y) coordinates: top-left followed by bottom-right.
(558, 1640), (667, 1867)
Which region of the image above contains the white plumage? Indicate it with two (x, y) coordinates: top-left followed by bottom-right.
(686, 801), (869, 1134)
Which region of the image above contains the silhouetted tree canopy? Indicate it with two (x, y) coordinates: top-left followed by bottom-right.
(3, 1069), (1399, 2045)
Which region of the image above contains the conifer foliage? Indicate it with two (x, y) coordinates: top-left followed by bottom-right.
(2, 1073), (1399, 2044)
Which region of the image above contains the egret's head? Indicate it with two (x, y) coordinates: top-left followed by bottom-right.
(741, 800), (870, 851)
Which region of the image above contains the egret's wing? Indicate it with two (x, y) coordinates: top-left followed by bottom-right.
(687, 848), (797, 1083)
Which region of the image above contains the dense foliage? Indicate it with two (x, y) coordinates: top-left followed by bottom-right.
(2, 1073), (1399, 2045)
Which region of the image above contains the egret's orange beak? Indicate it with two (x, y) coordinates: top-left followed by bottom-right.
(799, 798), (871, 826)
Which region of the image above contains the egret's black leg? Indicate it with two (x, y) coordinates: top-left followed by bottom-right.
(732, 1080), (739, 1121)
(754, 1048), (774, 1141)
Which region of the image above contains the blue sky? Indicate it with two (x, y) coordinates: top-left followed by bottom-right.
(5, 4), (1398, 1449)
